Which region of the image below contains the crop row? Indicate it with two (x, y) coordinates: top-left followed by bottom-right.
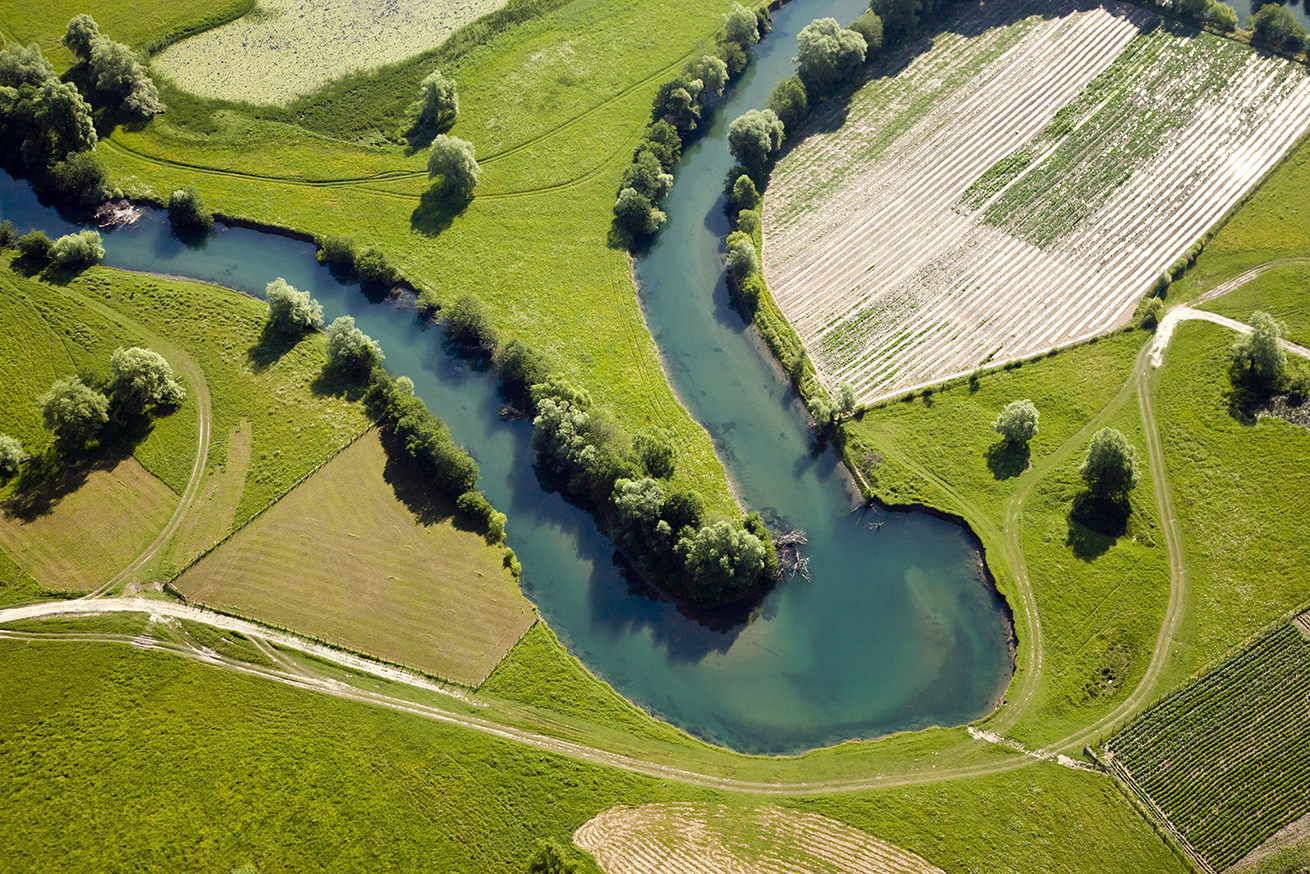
(761, 1), (1310, 403)
(1107, 619), (1310, 870)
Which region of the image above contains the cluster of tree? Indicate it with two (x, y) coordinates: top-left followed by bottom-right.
(35, 346), (185, 449)
(0, 41), (105, 201)
(62, 15), (164, 118)
(168, 184), (213, 231)
(313, 234), (401, 288)
(427, 134), (480, 200)
(12, 227), (105, 268)
(1245, 3), (1308, 53)
(613, 3), (765, 240)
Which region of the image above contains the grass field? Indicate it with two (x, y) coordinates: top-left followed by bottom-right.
(175, 429), (533, 684)
(763, 0), (1310, 402)
(1105, 613), (1310, 871)
(843, 329), (1170, 745)
(1200, 262), (1310, 346)
(90, 0), (745, 517)
(1152, 319), (1310, 685)
(0, 635), (1188, 874)
(0, 0), (253, 70)
(155, 0), (510, 105)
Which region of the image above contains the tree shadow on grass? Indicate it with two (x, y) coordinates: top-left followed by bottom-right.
(378, 428), (459, 528)
(403, 116), (454, 155)
(2, 415), (157, 522)
(985, 439), (1030, 480)
(310, 365), (371, 402)
(410, 188), (469, 237)
(1066, 491), (1130, 561)
(246, 324), (302, 373)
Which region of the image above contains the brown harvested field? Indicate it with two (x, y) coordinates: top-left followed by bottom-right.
(0, 457), (177, 592)
(174, 429), (535, 685)
(763, 0), (1310, 403)
(165, 418), (252, 571)
(574, 803), (945, 874)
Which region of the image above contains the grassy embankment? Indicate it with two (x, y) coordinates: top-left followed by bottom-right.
(84, 0), (746, 518)
(0, 632), (1186, 874)
(0, 257), (367, 599)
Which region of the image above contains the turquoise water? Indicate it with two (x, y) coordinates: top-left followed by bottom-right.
(0, 0), (1012, 754)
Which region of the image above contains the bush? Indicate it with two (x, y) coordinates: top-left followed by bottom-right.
(0, 433), (24, 478)
(51, 230), (104, 267)
(47, 151), (106, 200)
(725, 230), (760, 282)
(736, 208), (761, 240)
(265, 277), (324, 335)
(168, 185), (213, 230)
(367, 371), (480, 497)
(745, 510), (780, 578)
(637, 121), (682, 171)
(325, 315), (384, 376)
(0, 220), (14, 249)
(317, 234), (357, 271)
(1138, 297), (1165, 330)
(677, 520), (766, 603)
(1211, 2), (1238, 30)
(1246, 3), (1306, 50)
(355, 246), (399, 287)
(457, 490), (506, 542)
(16, 230), (53, 261)
(444, 293), (499, 353)
(849, 11), (884, 54)
(632, 427), (676, 479)
(731, 174), (761, 212)
(495, 338), (550, 392)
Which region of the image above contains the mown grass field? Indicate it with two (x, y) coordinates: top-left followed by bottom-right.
(89, 0), (745, 516)
(176, 429), (534, 685)
(0, 635), (1186, 874)
(0, 259), (369, 589)
(1106, 613), (1310, 871)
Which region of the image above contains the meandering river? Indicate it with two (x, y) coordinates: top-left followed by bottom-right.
(0, 0), (1013, 754)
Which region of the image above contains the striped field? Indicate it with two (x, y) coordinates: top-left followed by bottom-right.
(763, 0), (1310, 402)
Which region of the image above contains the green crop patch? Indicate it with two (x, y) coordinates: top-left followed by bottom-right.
(1105, 614), (1310, 871)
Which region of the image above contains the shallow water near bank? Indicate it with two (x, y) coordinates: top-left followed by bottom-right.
(1, 0), (1013, 754)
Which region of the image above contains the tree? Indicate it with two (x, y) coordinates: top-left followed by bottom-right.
(870, 0), (922, 42)
(16, 230), (54, 261)
(767, 75), (810, 134)
(1079, 427), (1139, 496)
(1246, 3), (1306, 50)
(993, 399), (1039, 444)
(0, 433), (24, 478)
(110, 346), (185, 413)
(168, 185), (213, 230)
(412, 69), (458, 125)
(728, 108), (785, 178)
(632, 427), (676, 479)
(61, 14), (100, 61)
(88, 37), (164, 117)
(731, 174), (760, 211)
(38, 375), (109, 444)
(495, 338), (550, 390)
(0, 220), (15, 249)
(795, 18), (867, 96)
(652, 77), (703, 132)
(677, 520), (766, 601)
(427, 134), (479, 199)
(1176, 0), (1212, 21)
(688, 54), (729, 103)
(265, 277), (323, 335)
(355, 245), (398, 286)
(317, 234), (356, 270)
(721, 3), (761, 48)
(35, 79), (97, 157)
(1211, 2), (1238, 30)
(1231, 309), (1288, 387)
(638, 120), (681, 170)
(51, 229), (104, 267)
(850, 10), (884, 53)
(724, 230), (759, 282)
(444, 294), (498, 352)
(325, 315), (384, 375)
(613, 187), (666, 237)
(0, 42), (57, 87)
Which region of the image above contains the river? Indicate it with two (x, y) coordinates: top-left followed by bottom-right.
(0, 0), (1013, 755)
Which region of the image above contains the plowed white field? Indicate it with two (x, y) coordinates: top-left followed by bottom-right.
(762, 0), (1310, 403)
(574, 802), (945, 874)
